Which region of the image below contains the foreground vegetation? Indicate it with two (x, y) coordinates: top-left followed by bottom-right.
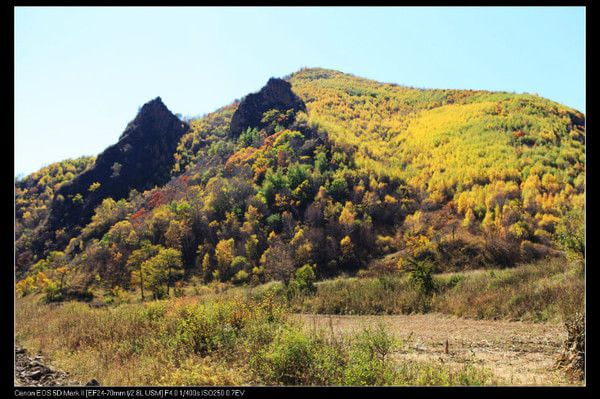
(16, 293), (495, 386)
(16, 258), (582, 385)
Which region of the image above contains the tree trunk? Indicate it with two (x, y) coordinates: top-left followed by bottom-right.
(140, 268), (145, 302)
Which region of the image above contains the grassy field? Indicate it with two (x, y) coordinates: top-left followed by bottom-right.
(16, 295), (495, 386)
(15, 257), (583, 386)
(292, 257), (584, 322)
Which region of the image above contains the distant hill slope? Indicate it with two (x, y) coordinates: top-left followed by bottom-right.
(15, 68), (585, 298)
(289, 68), (584, 208)
(15, 157), (96, 272)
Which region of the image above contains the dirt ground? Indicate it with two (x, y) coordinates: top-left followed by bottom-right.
(296, 313), (577, 386)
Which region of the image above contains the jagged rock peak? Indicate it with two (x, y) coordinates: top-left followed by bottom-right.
(229, 77), (306, 138)
(121, 97), (181, 140)
(47, 97), (189, 241)
(138, 96), (168, 115)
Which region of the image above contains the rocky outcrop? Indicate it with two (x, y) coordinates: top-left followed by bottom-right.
(15, 345), (79, 386)
(47, 97), (189, 236)
(229, 78), (306, 138)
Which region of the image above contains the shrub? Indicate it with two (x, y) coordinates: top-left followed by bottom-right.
(407, 259), (435, 296)
(16, 287), (498, 386)
(238, 127), (261, 148)
(344, 325), (398, 385)
(160, 356), (245, 386)
(15, 276), (36, 297)
(253, 327), (314, 385)
(252, 326), (344, 385)
(555, 209), (585, 258)
(173, 307), (226, 355)
(291, 264), (317, 295)
(44, 280), (63, 302)
(293, 275), (424, 315)
(433, 258), (583, 321)
(291, 258), (581, 321)
(231, 256), (251, 274)
(232, 270), (250, 285)
(557, 311), (585, 381)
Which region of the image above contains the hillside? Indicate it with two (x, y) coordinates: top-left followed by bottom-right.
(15, 68), (585, 301)
(15, 156), (95, 276)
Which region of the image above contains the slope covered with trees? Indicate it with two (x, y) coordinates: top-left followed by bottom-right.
(15, 156), (96, 276)
(15, 68), (585, 302)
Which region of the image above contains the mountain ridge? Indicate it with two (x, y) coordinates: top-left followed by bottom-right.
(44, 96), (189, 250)
(15, 68), (585, 299)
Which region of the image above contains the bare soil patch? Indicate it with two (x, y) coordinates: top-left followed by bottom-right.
(296, 313), (576, 386)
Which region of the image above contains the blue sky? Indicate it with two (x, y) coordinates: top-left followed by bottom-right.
(15, 7), (585, 177)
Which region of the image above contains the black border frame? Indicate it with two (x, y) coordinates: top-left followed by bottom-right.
(5, 1), (592, 398)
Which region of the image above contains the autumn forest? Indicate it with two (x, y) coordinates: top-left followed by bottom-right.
(15, 68), (585, 386)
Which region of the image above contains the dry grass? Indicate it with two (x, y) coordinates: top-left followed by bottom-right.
(291, 258), (583, 322)
(15, 295), (265, 385)
(433, 258), (584, 322)
(15, 258), (582, 386)
(16, 291), (496, 386)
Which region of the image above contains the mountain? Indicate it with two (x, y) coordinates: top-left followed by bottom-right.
(229, 77), (306, 138)
(46, 98), (189, 244)
(15, 156), (96, 271)
(15, 68), (585, 299)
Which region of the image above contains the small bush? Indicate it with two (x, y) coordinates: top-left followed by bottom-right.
(289, 264), (317, 297)
(557, 311), (585, 381)
(232, 270), (250, 285)
(44, 281), (63, 302)
(293, 275), (425, 315)
(160, 356), (245, 385)
(252, 326), (344, 385)
(344, 325), (398, 385)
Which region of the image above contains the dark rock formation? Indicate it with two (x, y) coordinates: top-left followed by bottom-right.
(15, 345), (80, 386)
(47, 97), (189, 237)
(229, 78), (306, 138)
